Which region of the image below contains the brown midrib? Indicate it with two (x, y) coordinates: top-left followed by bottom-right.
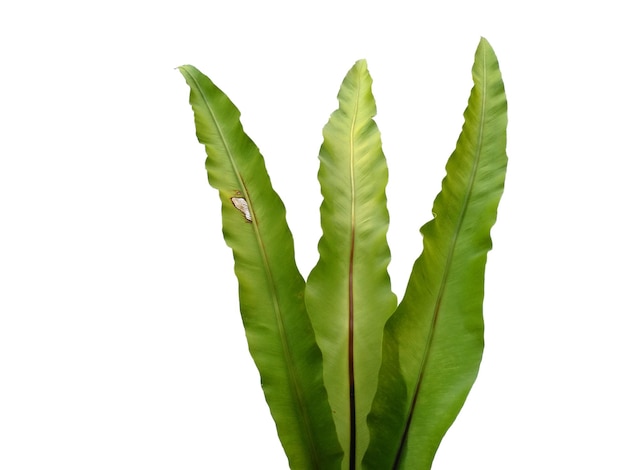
(347, 68), (361, 470)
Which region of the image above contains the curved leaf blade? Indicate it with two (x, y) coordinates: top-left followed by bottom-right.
(305, 60), (397, 470)
(179, 65), (342, 470)
(364, 38), (508, 470)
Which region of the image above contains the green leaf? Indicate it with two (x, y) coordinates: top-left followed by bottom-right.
(305, 60), (397, 470)
(363, 38), (508, 470)
(178, 65), (342, 470)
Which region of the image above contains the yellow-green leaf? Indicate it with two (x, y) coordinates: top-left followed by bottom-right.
(305, 60), (397, 470)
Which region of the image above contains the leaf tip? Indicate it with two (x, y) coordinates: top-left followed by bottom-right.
(477, 37), (497, 56)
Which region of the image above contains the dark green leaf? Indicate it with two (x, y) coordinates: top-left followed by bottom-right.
(179, 65), (342, 469)
(364, 38), (508, 470)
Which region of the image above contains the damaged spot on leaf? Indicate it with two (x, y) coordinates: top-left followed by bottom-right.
(231, 197), (252, 222)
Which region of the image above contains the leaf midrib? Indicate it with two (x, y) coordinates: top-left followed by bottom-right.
(392, 48), (488, 469)
(347, 71), (361, 470)
(184, 69), (321, 468)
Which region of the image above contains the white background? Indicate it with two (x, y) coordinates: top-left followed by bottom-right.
(1, 1), (625, 468)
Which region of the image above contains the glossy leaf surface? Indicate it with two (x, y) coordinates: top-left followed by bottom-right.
(305, 60), (397, 470)
(364, 38), (507, 470)
(179, 65), (342, 470)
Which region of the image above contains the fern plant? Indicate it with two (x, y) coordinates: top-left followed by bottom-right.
(178, 37), (507, 470)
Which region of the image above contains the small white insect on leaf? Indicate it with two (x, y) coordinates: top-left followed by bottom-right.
(231, 197), (252, 222)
